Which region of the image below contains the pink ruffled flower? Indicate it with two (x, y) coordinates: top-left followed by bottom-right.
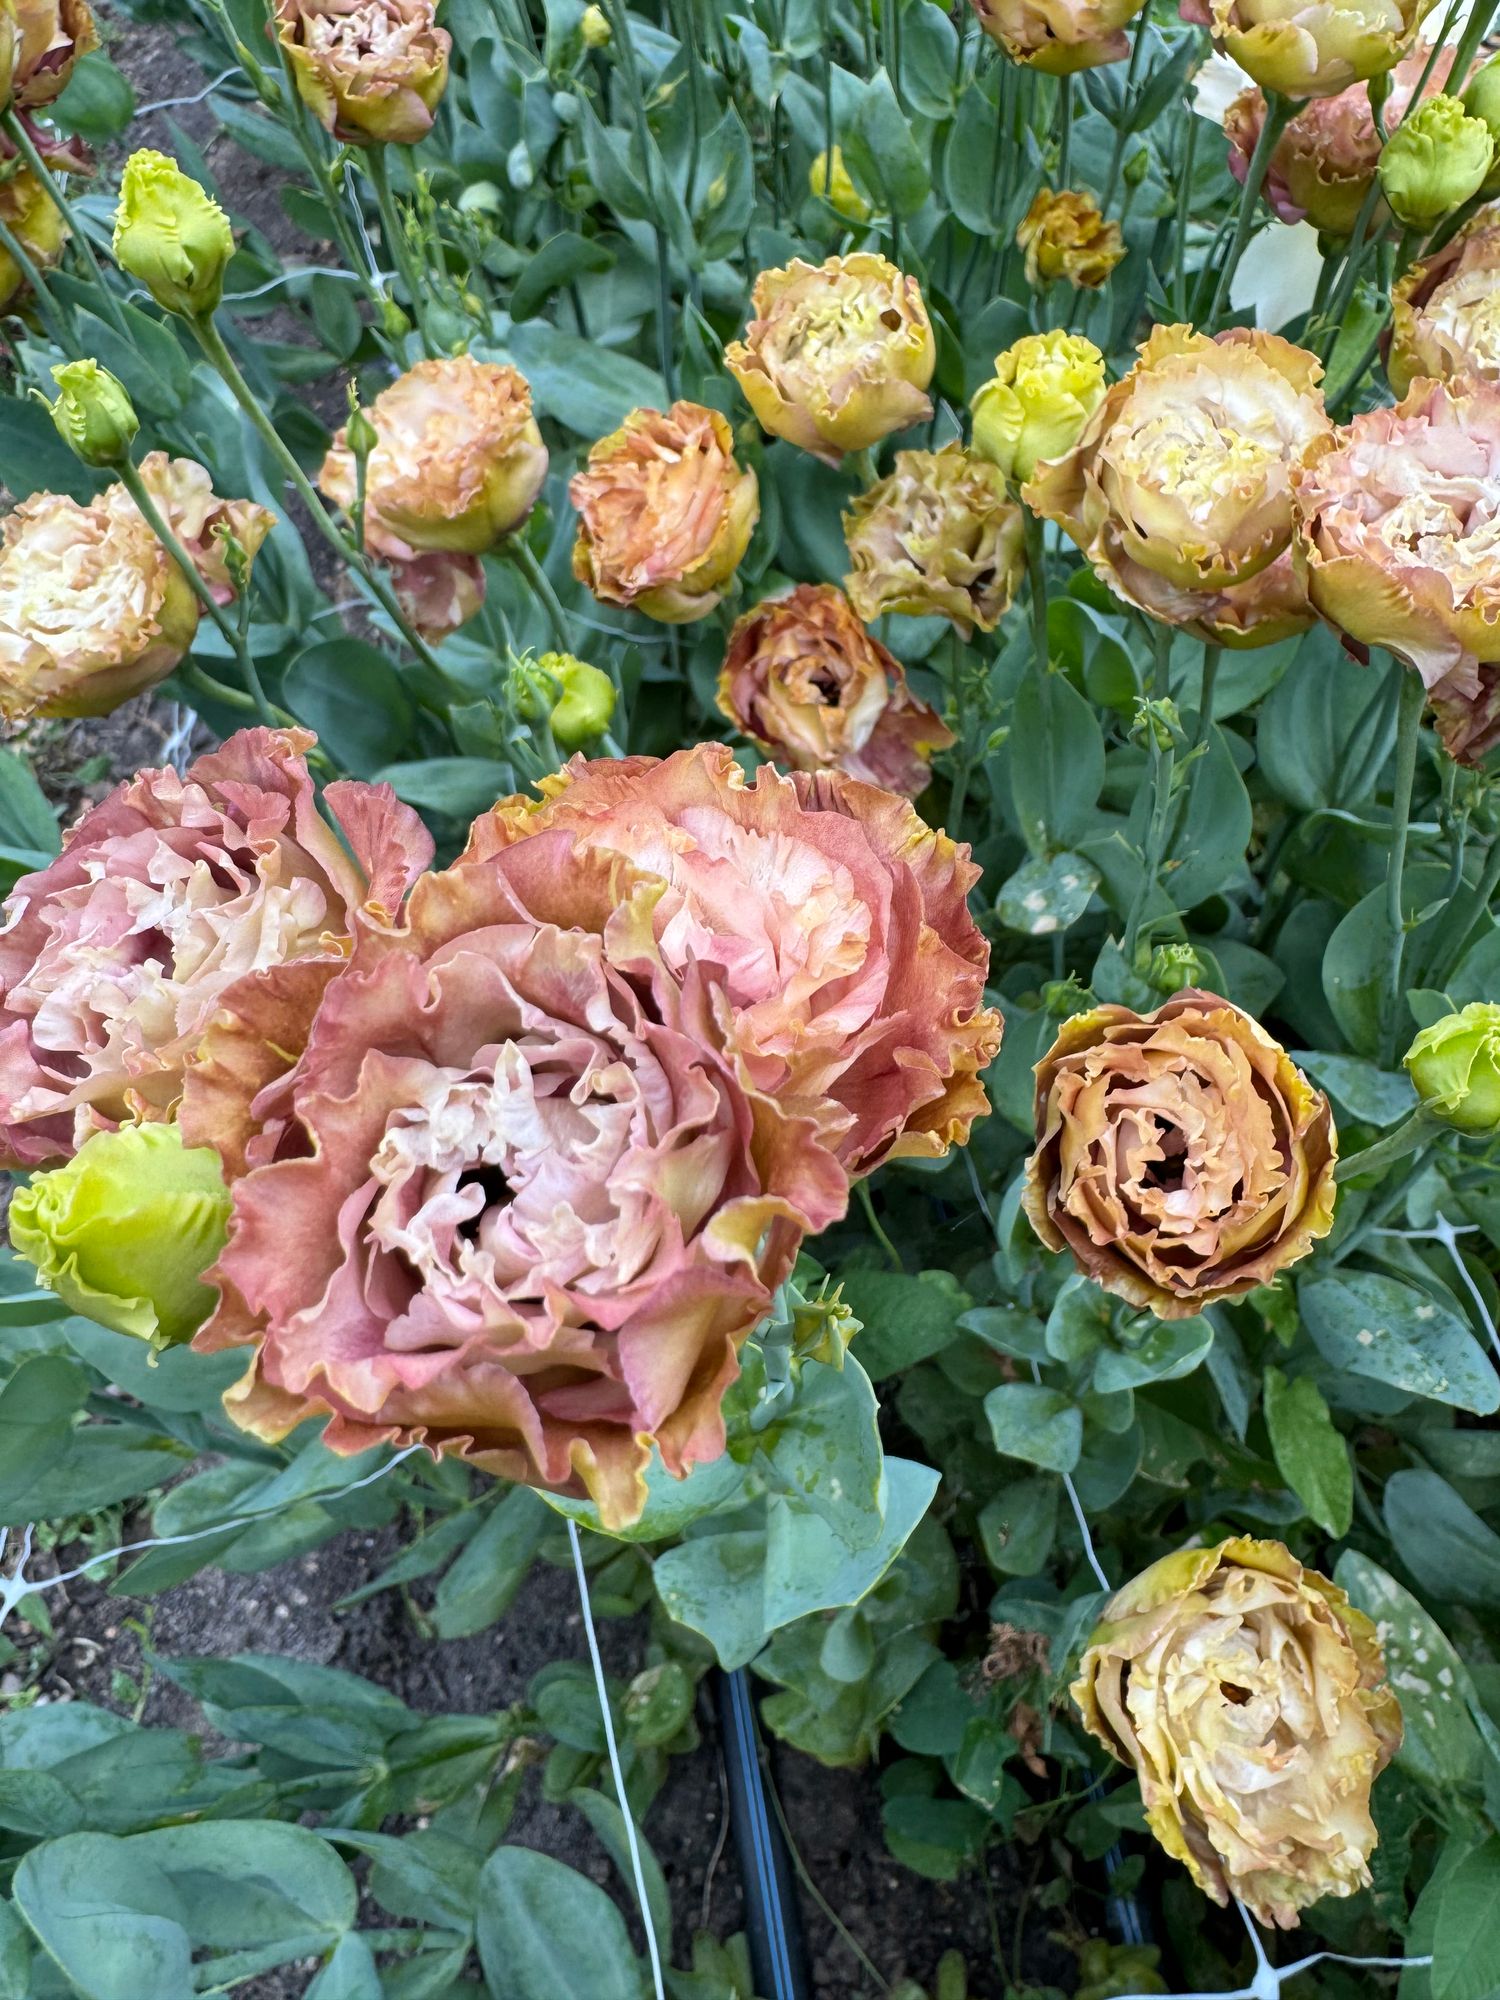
(0, 727), (432, 1167)
(193, 841), (849, 1528)
(465, 744), (1002, 1177)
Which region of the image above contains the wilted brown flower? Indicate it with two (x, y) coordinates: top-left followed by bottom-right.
(1183, 0), (1432, 99)
(570, 401), (759, 623)
(1225, 43), (1459, 234)
(718, 583), (954, 796)
(844, 444), (1025, 636)
(1072, 1538), (1402, 1927)
(1018, 188), (1125, 289)
(724, 253), (936, 465)
(970, 0), (1146, 71)
(1025, 325), (1331, 624)
(1389, 206), (1500, 394)
(10, 0), (97, 108)
(0, 166), (66, 313)
(274, 0), (451, 146)
(1023, 990), (1337, 1318)
(1291, 374), (1500, 765)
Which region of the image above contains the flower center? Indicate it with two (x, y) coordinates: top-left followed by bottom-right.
(1120, 407), (1279, 517)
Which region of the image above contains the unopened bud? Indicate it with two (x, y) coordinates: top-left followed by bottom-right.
(48, 359), (139, 468)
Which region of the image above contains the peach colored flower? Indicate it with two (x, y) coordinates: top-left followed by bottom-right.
(1025, 325), (1330, 622)
(1389, 206), (1500, 394)
(844, 443), (1025, 636)
(1018, 189), (1125, 289)
(11, 0), (97, 108)
(1183, 0), (1436, 99)
(1024, 990), (1337, 1318)
(1073, 1537), (1401, 1927)
(192, 839), (849, 1530)
(1225, 43), (1458, 233)
(465, 744), (1001, 1176)
(570, 402), (759, 623)
(969, 0), (1145, 72)
(274, 0), (450, 146)
(725, 253), (936, 464)
(1291, 375), (1500, 765)
(0, 727), (432, 1167)
(717, 583), (954, 797)
(320, 358), (547, 559)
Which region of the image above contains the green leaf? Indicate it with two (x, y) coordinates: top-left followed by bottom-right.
(503, 323), (667, 439)
(306, 1935), (383, 2000)
(0, 1900), (31, 2000)
(1263, 1368), (1352, 1537)
(431, 1485), (550, 1638)
(0, 393), (97, 502)
(1008, 670), (1105, 854)
(1257, 633), (1394, 811)
(541, 1448), (749, 1544)
(283, 640), (418, 777)
(978, 1475), (1058, 1577)
(836, 1268), (969, 1381)
(995, 851), (1099, 937)
(1300, 1271), (1500, 1415)
(1433, 1837), (1500, 2000)
(0, 750), (60, 855)
(13, 1835), (194, 2000)
(760, 1355), (884, 1548)
(1093, 1315), (1213, 1393)
(129, 1821), (358, 1947)
(1159, 727), (1253, 911)
(984, 1382), (1082, 1474)
(50, 51), (136, 139)
(845, 68), (930, 217)
(1385, 1470), (1500, 1609)
(652, 1526), (771, 1671)
(761, 1457), (939, 1631)
(476, 1847), (641, 2000)
(510, 231), (616, 322)
(1289, 1050), (1416, 1127)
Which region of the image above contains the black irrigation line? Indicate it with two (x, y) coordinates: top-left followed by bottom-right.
(716, 1667), (812, 2000)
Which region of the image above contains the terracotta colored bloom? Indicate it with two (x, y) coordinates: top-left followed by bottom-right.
(465, 744), (1001, 1176)
(0, 727), (432, 1167)
(1389, 207), (1500, 394)
(1182, 0), (1435, 100)
(718, 583), (954, 796)
(1025, 325), (1330, 622)
(1226, 43), (1458, 233)
(0, 454), (273, 722)
(1072, 1538), (1402, 1927)
(844, 444), (1025, 636)
(1017, 189), (1125, 290)
(1291, 375), (1500, 765)
(11, 0), (97, 108)
(724, 254), (936, 465)
(274, 0), (450, 147)
(193, 841), (850, 1529)
(969, 0), (1146, 72)
(321, 358), (546, 558)
(1180, 551), (1317, 651)
(1023, 990), (1337, 1318)
(570, 402), (758, 623)
(0, 168), (66, 313)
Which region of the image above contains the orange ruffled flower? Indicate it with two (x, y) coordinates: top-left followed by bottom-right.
(1181, 0), (1433, 100)
(274, 0), (451, 146)
(570, 401), (759, 623)
(190, 830), (850, 1531)
(1292, 375), (1500, 765)
(1018, 189), (1125, 289)
(1389, 206), (1500, 393)
(844, 443), (1025, 636)
(725, 253), (936, 465)
(1023, 990), (1337, 1319)
(969, 0), (1146, 72)
(718, 583), (955, 797)
(1025, 324), (1331, 626)
(465, 743), (1001, 1177)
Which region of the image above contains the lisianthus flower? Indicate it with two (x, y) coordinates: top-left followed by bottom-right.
(1389, 205), (1500, 392)
(1018, 189), (1125, 289)
(1182, 0), (1436, 100)
(274, 0), (451, 146)
(969, 0), (1146, 72)
(844, 444), (1026, 636)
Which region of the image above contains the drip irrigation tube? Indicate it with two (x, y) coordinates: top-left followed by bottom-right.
(715, 1667), (812, 2000)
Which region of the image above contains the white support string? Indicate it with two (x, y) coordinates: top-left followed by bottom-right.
(566, 1518), (667, 2000)
(1374, 1213), (1500, 1366)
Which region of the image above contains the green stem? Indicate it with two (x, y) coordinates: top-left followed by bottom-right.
(1334, 1105), (1440, 1184)
(604, 0), (677, 398)
(1099, 21), (1150, 214)
(2, 111), (133, 343)
(1024, 510), (1056, 849)
(1192, 644), (1220, 754)
(1055, 74), (1073, 188)
(1123, 623), (1176, 962)
(364, 143), (432, 352)
(505, 535), (573, 654)
(855, 1178), (903, 1271)
(1380, 668), (1427, 1066)
(1172, 109), (1198, 320)
(1209, 95), (1292, 324)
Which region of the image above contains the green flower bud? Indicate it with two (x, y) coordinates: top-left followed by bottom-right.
(1378, 96), (1495, 229)
(1042, 974), (1096, 1019)
(112, 150), (234, 319)
(1147, 941), (1208, 996)
(47, 359), (139, 469)
(1461, 56), (1500, 193)
(9, 1123), (231, 1349)
(540, 650), (616, 748)
(345, 401), (379, 462)
(1403, 1001), (1500, 1134)
(581, 3), (612, 47)
(788, 1279), (861, 1368)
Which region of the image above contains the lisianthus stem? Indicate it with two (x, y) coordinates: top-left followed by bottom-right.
(856, 1178), (903, 1270)
(364, 143), (433, 353)
(505, 535), (574, 655)
(1208, 94), (1292, 324)
(1380, 668), (1427, 1065)
(1024, 509), (1056, 850)
(1192, 644), (1220, 754)
(603, 0), (677, 399)
(1172, 109), (1198, 320)
(1123, 622), (1176, 961)
(1335, 1105), (1440, 1183)
(1099, 22), (1150, 214)
(1056, 74), (1073, 187)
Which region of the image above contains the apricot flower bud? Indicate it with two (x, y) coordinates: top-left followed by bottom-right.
(971, 331), (1107, 485)
(1024, 990), (1337, 1318)
(274, 0), (451, 147)
(48, 359), (139, 468)
(570, 401), (759, 623)
(113, 150), (234, 319)
(969, 0), (1146, 72)
(1404, 1002), (1500, 1133)
(1018, 189), (1125, 289)
(1072, 1538), (1402, 1928)
(725, 253), (935, 464)
(9, 1123), (230, 1348)
(809, 145), (870, 221)
(1379, 95), (1494, 227)
(844, 443), (1025, 636)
